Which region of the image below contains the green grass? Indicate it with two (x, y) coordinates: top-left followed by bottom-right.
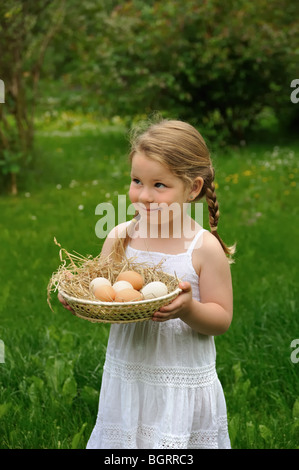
(0, 119), (298, 449)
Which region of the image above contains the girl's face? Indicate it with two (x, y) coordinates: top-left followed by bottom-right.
(129, 152), (191, 229)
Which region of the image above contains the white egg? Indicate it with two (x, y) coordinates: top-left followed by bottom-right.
(90, 277), (111, 293)
(112, 280), (134, 293)
(141, 281), (168, 299)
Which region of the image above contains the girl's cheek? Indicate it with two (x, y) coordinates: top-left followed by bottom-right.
(129, 184), (137, 203)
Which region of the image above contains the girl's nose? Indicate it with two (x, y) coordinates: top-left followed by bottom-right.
(139, 186), (154, 204)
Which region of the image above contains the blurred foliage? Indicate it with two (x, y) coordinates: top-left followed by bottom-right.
(45, 0), (299, 142)
(0, 0), (299, 193)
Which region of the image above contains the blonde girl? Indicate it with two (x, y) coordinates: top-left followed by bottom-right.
(82, 119), (234, 448)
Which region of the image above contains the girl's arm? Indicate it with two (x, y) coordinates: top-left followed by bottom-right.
(153, 233), (233, 336)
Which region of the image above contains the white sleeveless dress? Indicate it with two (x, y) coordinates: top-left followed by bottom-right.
(86, 228), (231, 449)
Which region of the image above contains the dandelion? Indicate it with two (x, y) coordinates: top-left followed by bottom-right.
(78, 205), (84, 211)
(225, 173), (239, 184)
(69, 180), (78, 188)
(243, 170), (253, 176)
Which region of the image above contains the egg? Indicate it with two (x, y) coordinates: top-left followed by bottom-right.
(116, 271), (144, 290)
(112, 280), (134, 292)
(90, 277), (111, 293)
(141, 281), (168, 299)
(93, 285), (116, 302)
(115, 288), (143, 302)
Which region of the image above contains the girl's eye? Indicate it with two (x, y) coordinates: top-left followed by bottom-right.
(132, 178), (141, 185)
(131, 178), (165, 188)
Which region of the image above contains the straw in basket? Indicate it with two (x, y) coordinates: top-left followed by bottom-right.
(47, 239), (182, 324)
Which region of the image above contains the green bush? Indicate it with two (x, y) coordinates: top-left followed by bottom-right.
(47, 0), (299, 143)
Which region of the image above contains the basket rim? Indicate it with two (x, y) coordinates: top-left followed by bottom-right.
(59, 287), (182, 306)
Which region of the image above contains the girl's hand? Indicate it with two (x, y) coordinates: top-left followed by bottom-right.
(152, 282), (193, 322)
(57, 293), (76, 315)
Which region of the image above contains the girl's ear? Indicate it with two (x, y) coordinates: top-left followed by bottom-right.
(188, 177), (204, 200)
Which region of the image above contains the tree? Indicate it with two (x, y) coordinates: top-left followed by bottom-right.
(54, 0), (298, 143)
(0, 0), (66, 194)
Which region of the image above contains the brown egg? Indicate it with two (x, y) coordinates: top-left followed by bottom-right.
(116, 271), (144, 290)
(93, 285), (116, 302)
(115, 288), (143, 303)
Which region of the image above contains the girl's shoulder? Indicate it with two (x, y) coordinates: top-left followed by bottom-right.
(192, 229), (230, 274)
(194, 228), (226, 252)
(100, 222), (129, 259)
(107, 222), (129, 239)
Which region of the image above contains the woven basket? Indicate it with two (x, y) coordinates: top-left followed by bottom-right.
(47, 241), (182, 324)
(59, 285), (182, 323)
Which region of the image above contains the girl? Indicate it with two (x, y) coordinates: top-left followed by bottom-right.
(62, 119), (235, 449)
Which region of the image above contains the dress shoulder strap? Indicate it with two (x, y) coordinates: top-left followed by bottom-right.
(186, 228), (206, 253)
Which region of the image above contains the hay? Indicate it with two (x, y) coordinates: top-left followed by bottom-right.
(47, 238), (181, 323)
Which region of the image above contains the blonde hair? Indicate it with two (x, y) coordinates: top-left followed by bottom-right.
(112, 118), (235, 261)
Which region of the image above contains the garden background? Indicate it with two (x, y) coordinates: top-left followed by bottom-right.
(0, 0), (298, 449)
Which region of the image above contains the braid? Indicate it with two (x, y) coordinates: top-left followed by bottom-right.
(205, 168), (236, 261)
(205, 178), (220, 231)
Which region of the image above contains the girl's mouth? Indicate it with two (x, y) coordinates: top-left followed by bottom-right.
(137, 203), (160, 212)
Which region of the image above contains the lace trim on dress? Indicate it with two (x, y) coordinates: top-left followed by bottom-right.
(90, 415), (230, 449)
(105, 354), (217, 388)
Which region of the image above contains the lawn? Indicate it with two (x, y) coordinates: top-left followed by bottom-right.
(0, 116), (298, 449)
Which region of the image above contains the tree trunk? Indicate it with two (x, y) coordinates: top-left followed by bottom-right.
(10, 172), (17, 196)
